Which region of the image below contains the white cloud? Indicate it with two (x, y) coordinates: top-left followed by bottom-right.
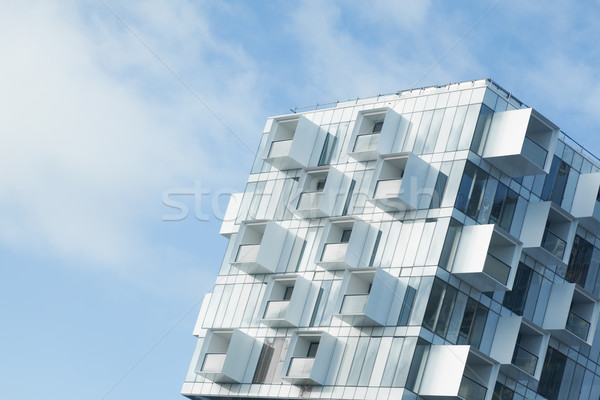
(0, 0), (263, 292)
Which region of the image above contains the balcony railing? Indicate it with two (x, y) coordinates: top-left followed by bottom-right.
(522, 136), (548, 168)
(483, 253), (511, 285)
(373, 178), (402, 199)
(321, 242), (348, 262)
(287, 357), (315, 377)
(263, 300), (290, 320)
(297, 191), (323, 210)
(458, 375), (487, 400)
(541, 229), (566, 259)
(353, 133), (380, 153)
(201, 353), (227, 372)
(340, 294), (369, 314)
(511, 344), (538, 375)
(268, 139), (293, 158)
(235, 244), (260, 263)
(566, 310), (591, 341)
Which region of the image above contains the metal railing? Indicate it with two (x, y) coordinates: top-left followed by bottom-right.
(373, 178), (402, 199)
(511, 344), (538, 375)
(297, 191), (323, 210)
(268, 139), (293, 158)
(201, 353), (227, 372)
(340, 294), (369, 314)
(458, 375), (487, 400)
(321, 242), (348, 262)
(235, 244), (260, 263)
(483, 253), (511, 285)
(522, 136), (548, 168)
(263, 300), (290, 319)
(287, 357), (315, 377)
(566, 310), (591, 341)
(541, 229), (566, 259)
(353, 133), (380, 153)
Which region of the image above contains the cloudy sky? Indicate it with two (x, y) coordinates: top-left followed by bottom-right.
(1, 1), (600, 399)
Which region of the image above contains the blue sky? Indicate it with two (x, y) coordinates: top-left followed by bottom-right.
(1, 1), (600, 399)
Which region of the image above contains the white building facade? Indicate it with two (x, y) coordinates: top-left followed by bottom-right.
(182, 79), (600, 400)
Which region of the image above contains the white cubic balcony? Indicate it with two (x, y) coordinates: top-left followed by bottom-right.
(291, 167), (345, 218)
(419, 346), (498, 400)
(259, 275), (312, 327)
(314, 218), (380, 270)
(195, 329), (258, 383)
(571, 172), (600, 234)
(490, 316), (550, 381)
(369, 152), (440, 212)
(281, 332), (336, 386)
(334, 268), (397, 326)
(450, 224), (522, 292)
(482, 108), (559, 176)
(230, 221), (288, 274)
(262, 115), (322, 170)
(520, 201), (577, 267)
(543, 283), (600, 346)
(347, 108), (401, 161)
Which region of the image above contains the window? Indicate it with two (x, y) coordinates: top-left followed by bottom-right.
(538, 346), (567, 400)
(457, 297), (488, 348)
(398, 286), (417, 326)
(253, 339), (275, 383)
(455, 161), (489, 220)
(470, 104), (494, 155)
(541, 156), (570, 205)
(405, 338), (430, 392)
(318, 132), (336, 166)
(503, 262), (533, 315)
(429, 172), (448, 208)
(283, 286), (294, 301)
(423, 279), (458, 338)
(316, 179), (326, 191)
(307, 342), (319, 358)
(566, 235), (594, 285)
(340, 229), (352, 243)
(492, 382), (514, 400)
(372, 121), (384, 133)
(439, 219), (463, 271)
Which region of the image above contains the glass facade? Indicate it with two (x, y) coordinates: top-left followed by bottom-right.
(183, 79), (600, 400)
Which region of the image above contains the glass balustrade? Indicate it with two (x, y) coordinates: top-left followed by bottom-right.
(297, 191), (323, 210)
(566, 310), (591, 341)
(201, 353), (227, 372)
(541, 229), (566, 259)
(235, 244), (260, 263)
(321, 242), (348, 262)
(522, 136), (548, 168)
(374, 178), (402, 199)
(483, 253), (511, 285)
(353, 133), (380, 153)
(263, 300), (290, 320)
(287, 357), (315, 377)
(340, 294), (369, 314)
(511, 344), (538, 375)
(458, 375), (487, 400)
(268, 139), (293, 158)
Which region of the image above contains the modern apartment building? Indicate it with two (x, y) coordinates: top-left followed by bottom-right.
(181, 79), (600, 400)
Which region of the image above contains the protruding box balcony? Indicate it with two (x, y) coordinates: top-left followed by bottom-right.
(520, 201), (577, 267)
(490, 316), (550, 381)
(230, 221), (288, 274)
(347, 108), (401, 161)
(571, 172), (600, 233)
(543, 283), (600, 346)
(333, 268), (397, 326)
(419, 345), (499, 400)
(281, 331), (336, 386)
(291, 167), (345, 218)
(368, 152), (440, 212)
(262, 115), (321, 170)
(314, 218), (380, 270)
(482, 108), (559, 176)
(259, 275), (312, 327)
(195, 329), (257, 383)
(451, 224), (522, 292)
